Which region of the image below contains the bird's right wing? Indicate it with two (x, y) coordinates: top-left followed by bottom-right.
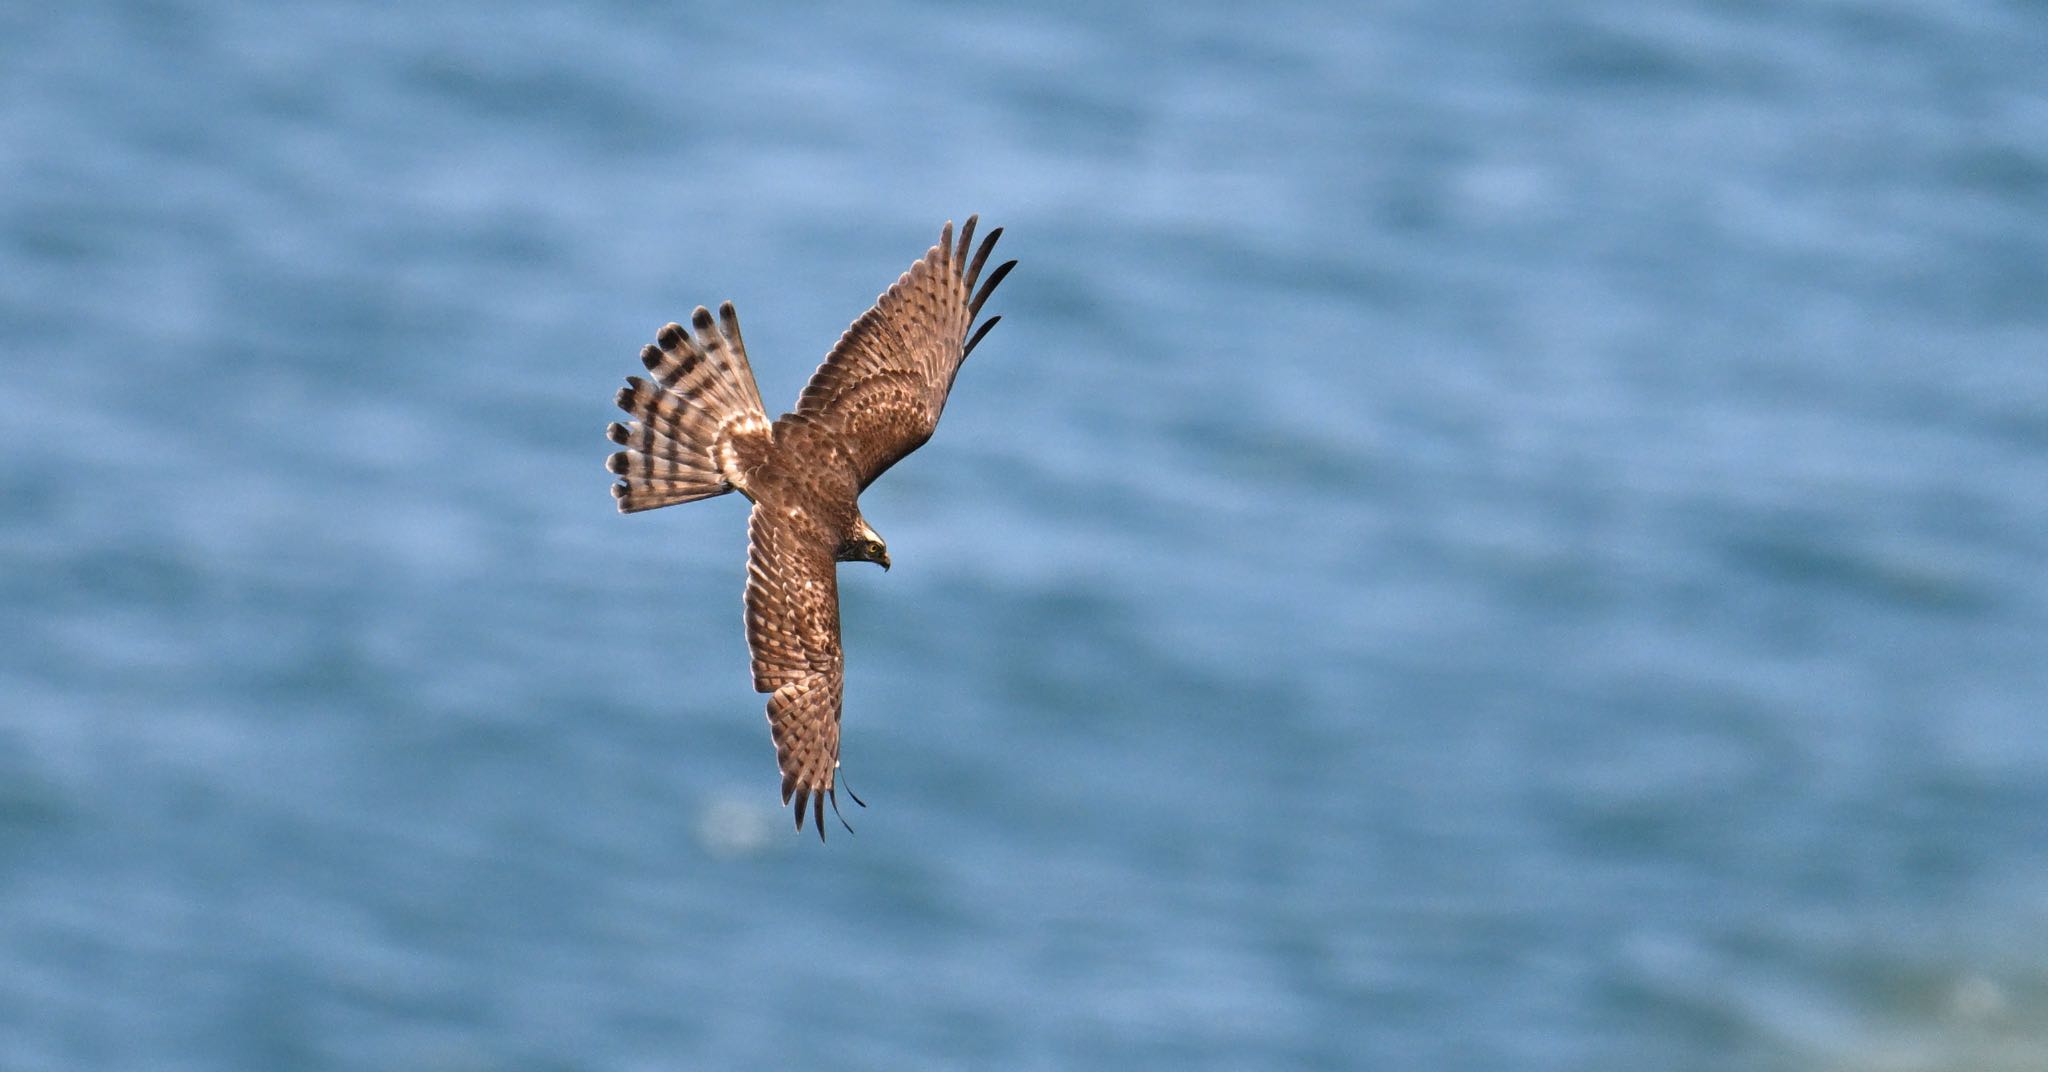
(743, 502), (848, 838)
(788, 216), (1014, 489)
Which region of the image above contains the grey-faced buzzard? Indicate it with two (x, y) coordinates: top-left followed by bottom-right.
(607, 217), (1014, 839)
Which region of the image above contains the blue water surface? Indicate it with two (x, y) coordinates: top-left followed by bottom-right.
(3, 2), (2047, 1069)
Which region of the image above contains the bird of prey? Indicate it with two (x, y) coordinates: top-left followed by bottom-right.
(606, 217), (1014, 840)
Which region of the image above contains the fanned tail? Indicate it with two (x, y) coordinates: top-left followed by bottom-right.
(608, 303), (773, 512)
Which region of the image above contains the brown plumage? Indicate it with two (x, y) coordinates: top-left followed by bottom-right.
(608, 216), (1015, 839)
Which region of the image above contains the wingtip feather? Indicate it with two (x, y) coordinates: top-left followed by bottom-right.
(970, 259), (1017, 315)
(955, 215), (979, 273)
(964, 226), (1003, 291)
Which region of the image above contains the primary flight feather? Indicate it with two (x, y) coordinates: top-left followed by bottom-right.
(606, 216), (1015, 840)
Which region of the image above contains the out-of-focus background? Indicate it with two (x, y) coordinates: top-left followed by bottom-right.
(4, 2), (2046, 1069)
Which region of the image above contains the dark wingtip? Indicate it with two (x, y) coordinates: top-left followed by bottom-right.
(814, 794), (826, 841)
(691, 306), (716, 333)
(970, 259), (1017, 316)
(605, 421), (629, 444)
(964, 226), (1004, 291)
(792, 787), (810, 832)
(605, 451), (629, 475)
(953, 216), (976, 273)
(962, 316), (1001, 359)
(655, 323), (686, 352)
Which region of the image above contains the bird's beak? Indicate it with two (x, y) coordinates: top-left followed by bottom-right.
(878, 552), (891, 572)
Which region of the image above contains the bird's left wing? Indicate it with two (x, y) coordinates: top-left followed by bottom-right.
(788, 216), (1015, 488)
(743, 501), (849, 838)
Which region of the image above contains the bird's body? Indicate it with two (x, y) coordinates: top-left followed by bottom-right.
(607, 217), (1014, 838)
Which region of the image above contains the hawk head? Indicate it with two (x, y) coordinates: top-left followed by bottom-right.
(836, 515), (890, 571)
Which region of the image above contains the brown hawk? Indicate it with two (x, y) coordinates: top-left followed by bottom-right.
(606, 217), (1014, 839)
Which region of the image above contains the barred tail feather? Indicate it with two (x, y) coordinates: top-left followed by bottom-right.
(611, 474), (726, 513)
(608, 308), (773, 513)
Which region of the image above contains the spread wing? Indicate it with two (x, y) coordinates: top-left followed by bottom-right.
(743, 501), (848, 838)
(789, 216), (1016, 488)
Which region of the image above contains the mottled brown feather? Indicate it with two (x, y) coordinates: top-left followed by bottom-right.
(612, 216), (1015, 840)
(744, 502), (845, 835)
(791, 216), (1015, 488)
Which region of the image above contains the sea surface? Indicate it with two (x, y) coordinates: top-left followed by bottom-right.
(3, 2), (2047, 1069)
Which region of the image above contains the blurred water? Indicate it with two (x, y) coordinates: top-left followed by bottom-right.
(4, 2), (2048, 1069)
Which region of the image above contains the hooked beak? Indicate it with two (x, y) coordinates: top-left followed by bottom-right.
(877, 551), (891, 572)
